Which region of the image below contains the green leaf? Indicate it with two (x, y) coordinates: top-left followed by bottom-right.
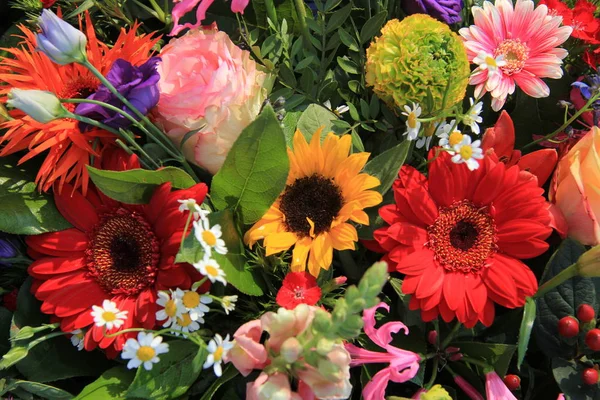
(0, 346), (28, 370)
(0, 307), (12, 358)
(0, 158), (71, 235)
(198, 364), (239, 400)
(326, 3), (352, 33)
(534, 239), (597, 359)
(126, 340), (207, 400)
(0, 379), (72, 400)
(360, 11), (387, 44)
(552, 358), (600, 400)
(517, 297), (536, 370)
(74, 367), (135, 400)
(452, 341), (516, 377)
(337, 56), (360, 74)
(363, 141), (411, 195)
(210, 106), (289, 225)
(65, 0), (95, 18)
(347, 102), (360, 121)
(338, 28), (359, 51)
(87, 166), (196, 205)
(296, 104), (338, 141)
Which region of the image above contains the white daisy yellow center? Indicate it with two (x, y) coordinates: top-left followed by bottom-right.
(177, 313), (193, 327)
(460, 145), (473, 160)
(448, 131), (464, 147)
(213, 346), (224, 362)
(205, 265), (219, 277)
(136, 346), (156, 362)
(202, 230), (217, 246)
(102, 311), (117, 322)
(165, 299), (178, 318)
(182, 291), (200, 308)
(407, 112), (418, 129)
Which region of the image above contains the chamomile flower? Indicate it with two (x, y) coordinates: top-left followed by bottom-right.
(463, 98), (483, 134)
(194, 257), (227, 286)
(221, 295), (238, 315)
(177, 198), (209, 220)
(172, 312), (201, 336)
(473, 51), (506, 73)
(121, 332), (169, 371)
(193, 218), (227, 256)
(203, 334), (234, 377)
(402, 103), (422, 140)
(437, 121), (463, 152)
(324, 100), (349, 115)
(175, 288), (212, 321)
(156, 290), (184, 328)
(416, 122), (439, 150)
(452, 135), (484, 171)
(91, 300), (128, 330)
(70, 329), (85, 351)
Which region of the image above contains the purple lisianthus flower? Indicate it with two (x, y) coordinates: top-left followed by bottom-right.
(402, 0), (464, 25)
(0, 234), (19, 268)
(75, 57), (161, 130)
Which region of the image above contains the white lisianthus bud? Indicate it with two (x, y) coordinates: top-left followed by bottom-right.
(7, 89), (68, 123)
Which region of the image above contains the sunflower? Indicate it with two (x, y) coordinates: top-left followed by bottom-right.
(0, 14), (159, 193)
(27, 150), (208, 357)
(372, 151), (552, 327)
(244, 130), (382, 277)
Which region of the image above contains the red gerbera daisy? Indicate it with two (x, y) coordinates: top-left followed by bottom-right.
(276, 272), (322, 310)
(27, 158), (207, 357)
(373, 151), (552, 327)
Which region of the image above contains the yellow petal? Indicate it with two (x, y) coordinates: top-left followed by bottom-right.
(310, 232), (333, 272)
(341, 174), (381, 199)
(335, 152), (370, 182)
(292, 130), (314, 176)
(264, 231), (298, 256)
(309, 126), (325, 173)
(329, 223), (358, 251)
(354, 190), (383, 208)
(290, 237), (312, 272)
(244, 219), (285, 246)
(350, 209), (370, 225)
(323, 134), (351, 177)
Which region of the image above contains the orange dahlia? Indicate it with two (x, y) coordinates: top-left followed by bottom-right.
(372, 151), (552, 327)
(244, 130), (382, 277)
(0, 14), (159, 193)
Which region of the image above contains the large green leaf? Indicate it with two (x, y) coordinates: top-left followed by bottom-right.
(0, 158), (71, 235)
(198, 364), (239, 400)
(211, 106), (289, 225)
(125, 340), (207, 400)
(87, 166), (196, 204)
(534, 239), (597, 359)
(451, 341), (516, 377)
(363, 140), (411, 195)
(552, 358), (600, 400)
(296, 104), (346, 142)
(0, 379), (72, 400)
(73, 367), (135, 400)
(176, 209), (264, 296)
(517, 297), (536, 370)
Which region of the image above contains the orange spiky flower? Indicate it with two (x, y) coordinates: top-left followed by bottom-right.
(0, 14), (159, 193)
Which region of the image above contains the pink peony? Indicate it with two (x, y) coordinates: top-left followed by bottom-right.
(459, 0), (572, 111)
(170, 0), (250, 36)
(153, 25), (267, 174)
(224, 320), (268, 376)
(485, 371), (517, 400)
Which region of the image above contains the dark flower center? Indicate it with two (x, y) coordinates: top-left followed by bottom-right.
(427, 200), (497, 273)
(59, 76), (99, 112)
(86, 208), (159, 295)
(294, 286), (305, 299)
(279, 174), (344, 238)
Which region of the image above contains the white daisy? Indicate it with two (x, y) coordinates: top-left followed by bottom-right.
(324, 100), (349, 115)
(121, 332), (169, 371)
(473, 51), (506, 73)
(91, 300), (128, 330)
(156, 290), (184, 328)
(401, 103), (422, 140)
(194, 257), (227, 286)
(193, 218), (227, 256)
(221, 295), (238, 315)
(452, 135), (484, 171)
(177, 199), (209, 220)
(203, 334), (234, 377)
(437, 121), (464, 152)
(416, 122), (442, 150)
(175, 288), (212, 321)
(70, 329), (85, 351)
(463, 98), (483, 135)
(171, 312), (201, 336)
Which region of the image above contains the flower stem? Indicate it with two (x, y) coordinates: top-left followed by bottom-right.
(534, 263), (578, 299)
(180, 212), (193, 253)
(441, 320), (462, 349)
(460, 356), (492, 370)
(522, 91), (600, 150)
(293, 0), (312, 49)
(264, 0), (279, 26)
(425, 356), (439, 390)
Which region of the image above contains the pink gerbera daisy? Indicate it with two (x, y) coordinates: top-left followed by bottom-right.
(459, 0), (572, 111)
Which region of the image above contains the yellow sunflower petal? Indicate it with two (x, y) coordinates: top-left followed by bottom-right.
(329, 223), (358, 251)
(309, 126), (325, 173)
(244, 219), (285, 247)
(350, 209), (370, 225)
(323, 134), (351, 178)
(335, 152), (371, 182)
(309, 232), (333, 274)
(341, 174), (381, 199)
(290, 237), (312, 272)
(354, 190), (383, 208)
(264, 231), (298, 256)
(292, 130), (315, 176)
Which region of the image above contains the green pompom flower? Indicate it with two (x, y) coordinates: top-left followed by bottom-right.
(365, 14), (469, 113)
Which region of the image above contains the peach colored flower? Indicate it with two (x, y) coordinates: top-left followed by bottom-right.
(296, 343), (352, 400)
(224, 320), (268, 376)
(153, 25), (267, 174)
(260, 304), (315, 353)
(247, 372), (304, 400)
(551, 127), (600, 245)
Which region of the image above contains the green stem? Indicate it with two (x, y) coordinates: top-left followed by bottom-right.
(425, 356), (439, 390)
(460, 356), (492, 370)
(180, 212), (193, 253)
(522, 91), (600, 150)
(534, 263), (578, 299)
(264, 0), (279, 26)
(293, 0), (312, 49)
(441, 321), (462, 349)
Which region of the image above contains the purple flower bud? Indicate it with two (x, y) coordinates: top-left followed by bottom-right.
(402, 0), (464, 25)
(36, 9), (87, 65)
(75, 57), (161, 130)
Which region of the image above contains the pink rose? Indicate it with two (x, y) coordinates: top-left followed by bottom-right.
(247, 372), (304, 400)
(551, 127), (600, 244)
(260, 304), (316, 353)
(296, 344), (352, 400)
(224, 320), (267, 376)
(153, 25), (267, 174)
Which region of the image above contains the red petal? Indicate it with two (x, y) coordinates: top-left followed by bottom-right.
(416, 264), (444, 298)
(44, 279), (106, 317)
(135, 289), (157, 327)
(395, 249), (435, 275)
(499, 238), (550, 259)
(54, 185), (99, 231)
(518, 149), (558, 186)
(471, 161), (506, 206)
(402, 276), (420, 295)
(438, 298), (455, 323)
(61, 309), (94, 332)
(379, 204), (401, 225)
(482, 258), (520, 308)
(145, 183), (172, 225)
(480, 300), (495, 326)
(465, 274), (487, 315)
(26, 229), (88, 256)
(481, 111), (515, 158)
(443, 272), (465, 311)
(34, 271), (87, 301)
(157, 265), (190, 289)
(497, 219), (552, 243)
(29, 256), (85, 278)
(386, 222), (428, 246)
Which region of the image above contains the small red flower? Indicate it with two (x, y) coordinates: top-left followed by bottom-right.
(276, 272), (322, 310)
(541, 0), (600, 44)
(372, 151), (552, 327)
(41, 0), (57, 8)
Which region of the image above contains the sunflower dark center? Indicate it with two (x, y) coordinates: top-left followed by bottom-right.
(279, 174), (344, 237)
(427, 200), (497, 274)
(86, 208), (159, 295)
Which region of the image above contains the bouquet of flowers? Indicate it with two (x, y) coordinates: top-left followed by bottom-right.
(1, 0), (600, 398)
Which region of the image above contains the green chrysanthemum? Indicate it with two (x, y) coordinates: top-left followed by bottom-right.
(365, 14), (469, 113)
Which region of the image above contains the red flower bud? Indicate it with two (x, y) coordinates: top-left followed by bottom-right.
(2, 289), (18, 312)
(41, 0), (57, 8)
(585, 329), (600, 351)
(449, 352), (463, 361)
(582, 368), (599, 385)
(333, 276), (347, 285)
(558, 316), (579, 338)
(427, 330), (438, 345)
(577, 304), (596, 323)
(503, 374), (521, 391)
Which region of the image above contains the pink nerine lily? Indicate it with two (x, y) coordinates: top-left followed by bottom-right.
(485, 371), (517, 400)
(170, 0), (250, 36)
(345, 302), (420, 400)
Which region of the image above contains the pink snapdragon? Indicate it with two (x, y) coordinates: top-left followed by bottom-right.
(485, 371), (517, 400)
(224, 320), (268, 376)
(170, 0), (250, 36)
(345, 302), (421, 400)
